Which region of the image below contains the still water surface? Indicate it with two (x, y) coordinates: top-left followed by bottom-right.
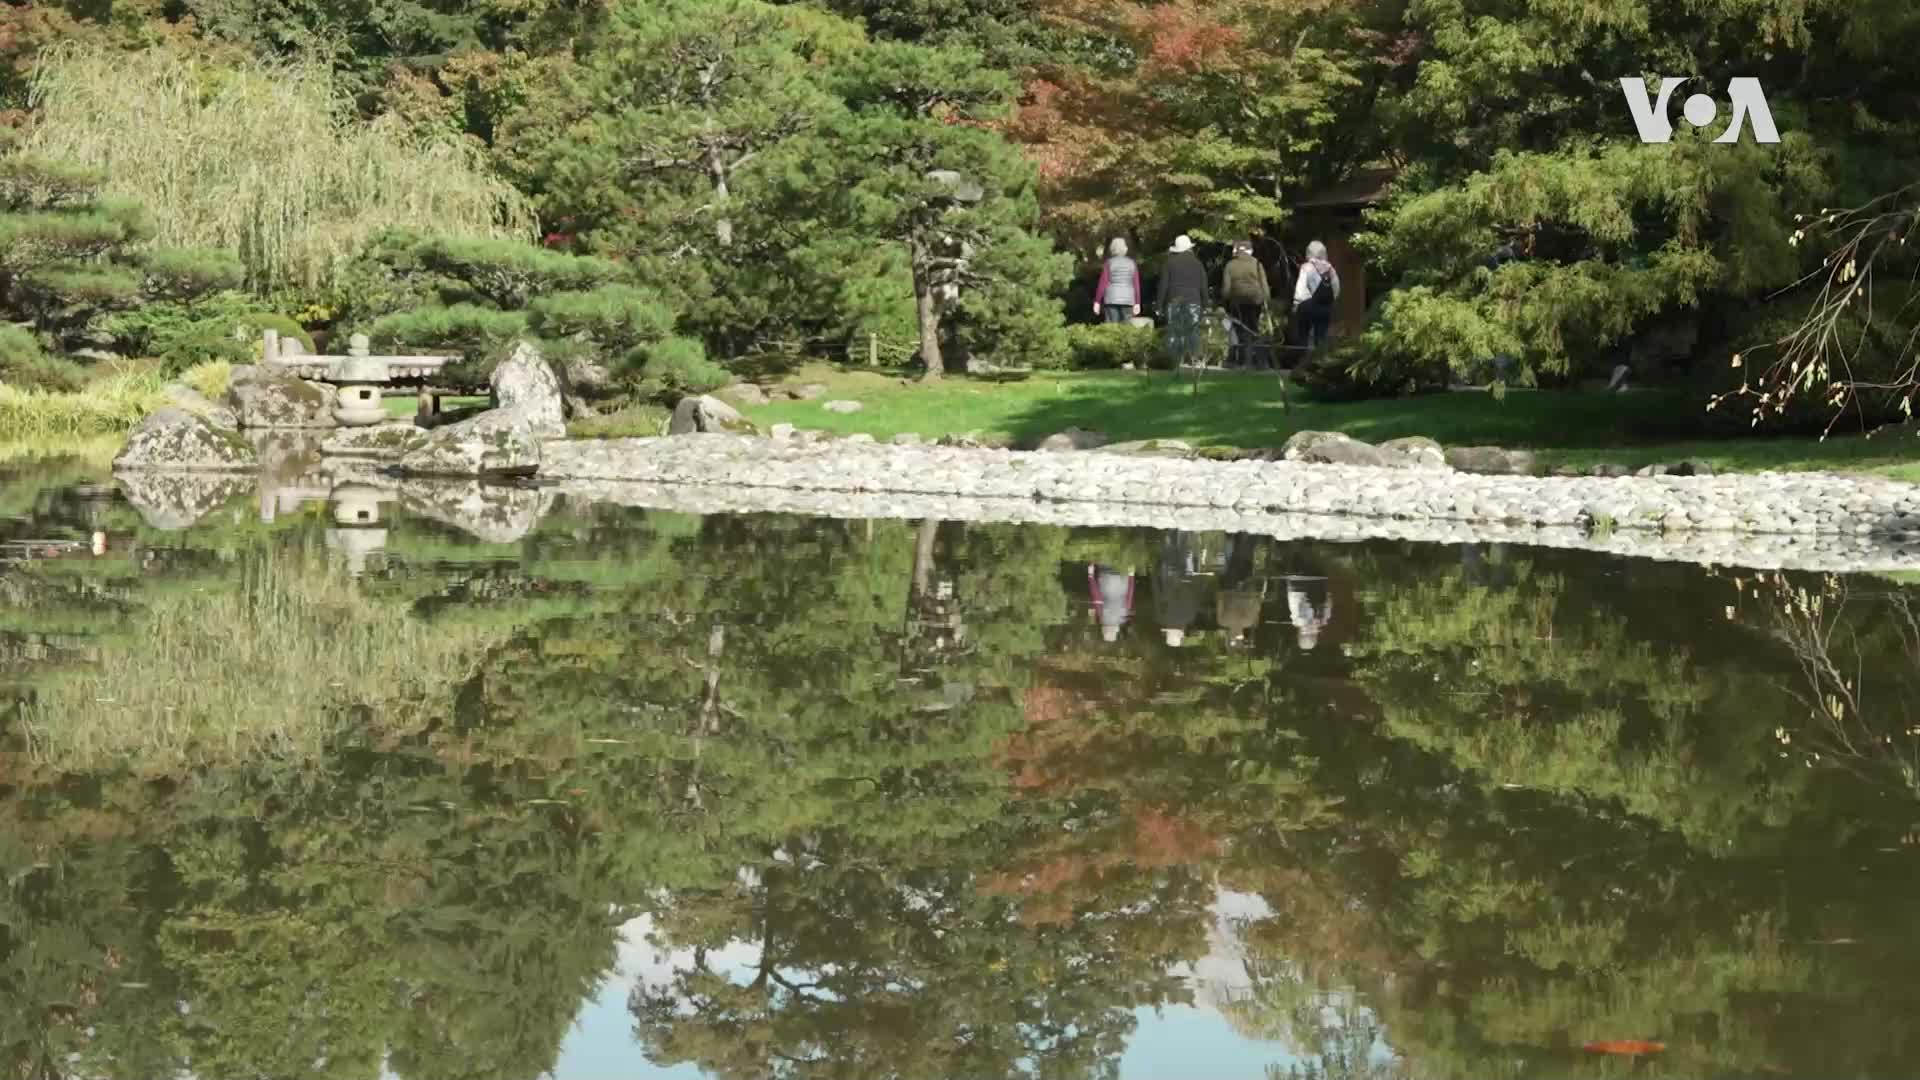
(4, 454), (1920, 1080)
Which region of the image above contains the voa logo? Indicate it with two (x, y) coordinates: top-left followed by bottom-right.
(1619, 77), (1780, 144)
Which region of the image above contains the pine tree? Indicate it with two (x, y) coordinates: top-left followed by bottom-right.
(803, 41), (1070, 377)
(0, 137), (244, 384)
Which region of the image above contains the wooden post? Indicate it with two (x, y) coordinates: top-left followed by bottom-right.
(868, 332), (878, 367)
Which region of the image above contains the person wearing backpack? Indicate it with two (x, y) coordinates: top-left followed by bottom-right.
(1292, 240), (1340, 352)
(1220, 240), (1270, 367)
(1092, 238), (1142, 323)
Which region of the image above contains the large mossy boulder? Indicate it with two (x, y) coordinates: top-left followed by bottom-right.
(114, 471), (255, 529)
(1444, 445), (1539, 475)
(668, 394), (753, 435)
(113, 407), (258, 472)
(393, 409), (542, 477)
(1281, 430), (1398, 467)
(320, 422), (431, 460)
(226, 369), (337, 429)
(491, 341), (566, 437)
(1378, 436), (1449, 469)
(395, 478), (557, 544)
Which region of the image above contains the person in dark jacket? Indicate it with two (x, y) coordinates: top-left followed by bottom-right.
(1156, 234), (1210, 367)
(1220, 240), (1270, 367)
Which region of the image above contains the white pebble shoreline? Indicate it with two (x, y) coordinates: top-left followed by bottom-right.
(533, 434), (1920, 573)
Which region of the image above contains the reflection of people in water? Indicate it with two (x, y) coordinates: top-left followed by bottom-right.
(1155, 532), (1207, 646)
(1460, 542), (1511, 589)
(1215, 536), (1264, 646)
(1087, 563), (1135, 643)
(1283, 575), (1333, 651)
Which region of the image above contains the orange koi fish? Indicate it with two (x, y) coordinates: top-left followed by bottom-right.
(1583, 1040), (1666, 1057)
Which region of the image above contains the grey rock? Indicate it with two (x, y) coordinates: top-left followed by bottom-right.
(394, 409), (542, 477)
(226, 370), (337, 429)
(115, 470), (253, 529)
(1445, 446), (1537, 475)
(249, 431), (325, 480)
(1036, 427), (1110, 452)
(1670, 459), (1715, 477)
(491, 341), (567, 438)
(1378, 436), (1448, 469)
(939, 433), (985, 449)
(787, 382), (828, 401)
(823, 399), (864, 414)
(395, 478), (557, 545)
(845, 433), (876, 444)
(1635, 464), (1669, 478)
(113, 408), (259, 472)
(717, 382), (771, 407)
(770, 423), (797, 442)
(558, 350), (616, 398)
(320, 422), (430, 460)
(1589, 463), (1633, 478)
(1283, 430), (1399, 468)
(892, 432), (926, 446)
(162, 382), (239, 430)
(669, 394), (753, 435)
(1100, 438), (1196, 458)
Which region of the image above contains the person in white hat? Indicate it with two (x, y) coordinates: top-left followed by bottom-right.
(1156, 234), (1211, 367)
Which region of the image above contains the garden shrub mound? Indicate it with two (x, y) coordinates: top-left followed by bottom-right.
(341, 229), (708, 413)
(1065, 323), (1160, 370)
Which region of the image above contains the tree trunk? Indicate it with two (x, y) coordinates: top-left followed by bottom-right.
(912, 244), (945, 380)
(707, 148), (734, 249)
(912, 519), (939, 599)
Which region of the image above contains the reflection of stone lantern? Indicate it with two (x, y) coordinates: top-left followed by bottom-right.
(325, 527), (388, 577)
(328, 335), (388, 427)
(324, 483), (391, 577)
(330, 484), (386, 527)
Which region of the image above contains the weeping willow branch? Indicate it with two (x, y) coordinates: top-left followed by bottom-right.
(1712, 183), (1920, 436)
(1766, 574), (1920, 800)
(24, 43), (535, 294)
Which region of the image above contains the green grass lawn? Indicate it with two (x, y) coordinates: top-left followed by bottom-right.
(737, 365), (1920, 481)
(382, 395), (490, 418)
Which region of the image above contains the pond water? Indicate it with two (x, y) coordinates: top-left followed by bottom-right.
(4, 452), (1920, 1080)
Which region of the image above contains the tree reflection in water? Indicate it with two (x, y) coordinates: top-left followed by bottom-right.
(3, 459), (1920, 1079)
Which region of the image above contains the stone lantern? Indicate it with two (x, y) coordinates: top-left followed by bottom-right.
(329, 334), (389, 427)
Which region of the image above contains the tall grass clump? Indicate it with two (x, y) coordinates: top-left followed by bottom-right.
(21, 547), (508, 772)
(25, 43), (535, 294)
(0, 359), (231, 440)
(0, 371), (169, 439)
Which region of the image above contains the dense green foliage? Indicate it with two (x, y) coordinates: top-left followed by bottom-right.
(339, 229), (700, 404)
(0, 136), (291, 378)
(11, 0), (1920, 423)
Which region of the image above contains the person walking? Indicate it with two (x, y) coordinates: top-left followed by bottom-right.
(1154, 530), (1206, 647)
(1292, 240), (1340, 352)
(1220, 240), (1270, 367)
(1087, 563), (1136, 644)
(1093, 238), (1142, 324)
(1214, 535), (1264, 647)
(1155, 234), (1211, 367)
